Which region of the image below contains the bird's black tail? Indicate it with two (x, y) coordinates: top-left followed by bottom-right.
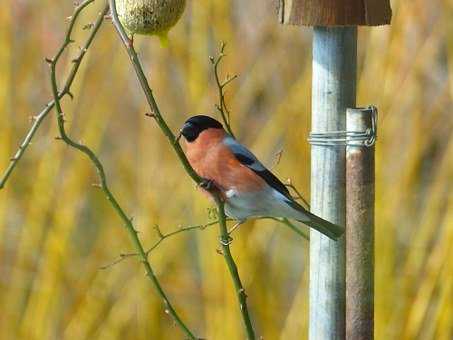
(286, 199), (344, 240)
(297, 210), (344, 240)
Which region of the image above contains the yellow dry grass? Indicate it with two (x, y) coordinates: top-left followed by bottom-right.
(0, 0), (451, 339)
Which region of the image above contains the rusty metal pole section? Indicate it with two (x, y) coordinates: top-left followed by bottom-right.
(278, 1), (391, 340)
(346, 107), (377, 340)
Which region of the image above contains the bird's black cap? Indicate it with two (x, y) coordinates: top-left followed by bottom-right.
(180, 115), (223, 142)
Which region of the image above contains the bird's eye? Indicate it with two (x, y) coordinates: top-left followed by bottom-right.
(181, 123), (199, 142)
(184, 130), (198, 142)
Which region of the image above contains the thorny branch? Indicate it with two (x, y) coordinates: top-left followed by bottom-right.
(0, 0), (107, 189)
(210, 42), (237, 137)
(108, 1), (255, 338)
(45, 2), (197, 339)
(214, 196), (255, 340)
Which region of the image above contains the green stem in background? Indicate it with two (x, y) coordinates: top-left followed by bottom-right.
(266, 217), (309, 240)
(108, 0), (256, 338)
(46, 2), (197, 339)
(0, 0), (107, 190)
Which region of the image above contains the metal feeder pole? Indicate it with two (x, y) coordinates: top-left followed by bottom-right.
(310, 26), (357, 340)
(278, 1), (391, 339)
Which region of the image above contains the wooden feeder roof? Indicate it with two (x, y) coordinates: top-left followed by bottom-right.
(278, 0), (392, 26)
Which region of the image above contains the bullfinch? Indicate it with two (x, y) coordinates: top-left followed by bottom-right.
(180, 115), (344, 240)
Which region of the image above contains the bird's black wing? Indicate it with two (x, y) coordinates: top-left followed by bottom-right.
(223, 136), (291, 198)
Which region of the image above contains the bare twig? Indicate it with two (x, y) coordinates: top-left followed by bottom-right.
(0, 1), (107, 190)
(147, 222), (217, 254)
(46, 2), (197, 339)
(270, 148), (284, 170)
(108, 1), (255, 338)
(101, 213), (309, 270)
(285, 179), (310, 209)
(210, 42), (237, 137)
(101, 219), (220, 269)
(268, 150), (309, 206)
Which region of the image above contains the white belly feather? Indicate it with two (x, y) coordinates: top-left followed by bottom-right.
(223, 187), (307, 222)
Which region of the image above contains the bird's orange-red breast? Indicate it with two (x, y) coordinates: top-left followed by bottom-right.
(185, 128), (266, 193)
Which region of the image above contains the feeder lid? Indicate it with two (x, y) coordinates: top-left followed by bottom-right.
(278, 0), (391, 26)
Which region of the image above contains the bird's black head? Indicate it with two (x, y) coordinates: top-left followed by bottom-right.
(180, 115), (223, 142)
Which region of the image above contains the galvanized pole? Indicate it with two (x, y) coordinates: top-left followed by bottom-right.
(277, 2), (390, 339)
(346, 107), (376, 339)
(309, 27), (357, 340)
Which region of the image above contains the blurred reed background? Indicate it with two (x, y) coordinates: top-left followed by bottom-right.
(0, 0), (452, 339)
